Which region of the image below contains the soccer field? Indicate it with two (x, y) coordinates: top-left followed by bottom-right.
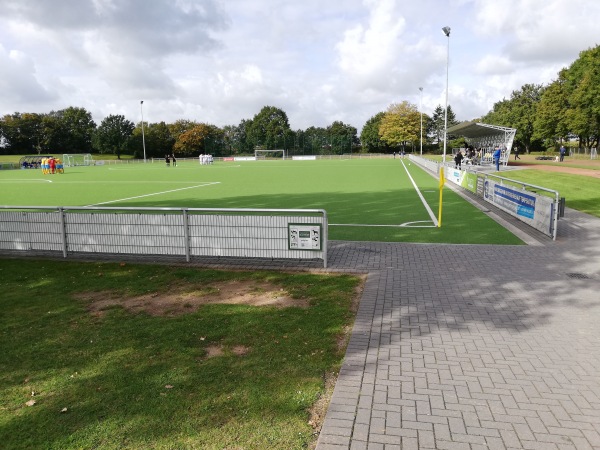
(0, 158), (522, 244)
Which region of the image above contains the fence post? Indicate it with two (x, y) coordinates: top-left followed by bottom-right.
(58, 207), (68, 258)
(322, 210), (328, 269)
(182, 209), (190, 262)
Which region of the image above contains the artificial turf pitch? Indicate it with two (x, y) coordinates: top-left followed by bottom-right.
(0, 158), (522, 245)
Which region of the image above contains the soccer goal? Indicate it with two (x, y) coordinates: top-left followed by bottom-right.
(255, 149), (287, 160)
(63, 154), (94, 167)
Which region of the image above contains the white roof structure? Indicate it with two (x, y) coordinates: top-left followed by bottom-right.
(448, 121), (516, 145)
(447, 121), (516, 165)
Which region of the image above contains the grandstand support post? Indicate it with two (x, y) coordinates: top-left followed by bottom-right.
(59, 207), (68, 258)
(182, 209), (190, 262)
(442, 26), (451, 164)
(140, 100), (147, 163)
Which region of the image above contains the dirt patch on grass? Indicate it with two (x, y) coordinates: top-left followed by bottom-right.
(511, 162), (600, 178)
(202, 344), (250, 359)
(76, 279), (309, 317)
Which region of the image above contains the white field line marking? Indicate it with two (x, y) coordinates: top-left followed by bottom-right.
(46, 180), (210, 184)
(0, 179), (52, 183)
(401, 160), (438, 227)
(107, 165), (241, 171)
(86, 182), (221, 207)
(330, 221), (437, 228)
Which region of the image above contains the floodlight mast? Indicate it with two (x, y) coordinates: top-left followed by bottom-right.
(419, 87), (423, 156)
(140, 100), (147, 163)
(442, 26), (450, 165)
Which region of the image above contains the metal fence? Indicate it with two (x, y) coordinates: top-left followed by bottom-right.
(409, 154), (561, 240)
(0, 206), (328, 267)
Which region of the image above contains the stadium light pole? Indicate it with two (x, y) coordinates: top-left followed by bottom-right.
(419, 87), (423, 156)
(140, 100), (147, 163)
(442, 26), (451, 165)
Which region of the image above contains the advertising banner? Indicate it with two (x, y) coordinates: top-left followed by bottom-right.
(234, 157), (257, 161)
(461, 172), (478, 194)
(483, 180), (555, 236)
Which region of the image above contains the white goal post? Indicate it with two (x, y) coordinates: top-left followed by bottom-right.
(63, 154), (94, 167)
(254, 149), (287, 160)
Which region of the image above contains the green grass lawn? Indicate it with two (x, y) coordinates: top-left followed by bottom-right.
(0, 258), (361, 449)
(497, 169), (600, 218)
(0, 158), (522, 245)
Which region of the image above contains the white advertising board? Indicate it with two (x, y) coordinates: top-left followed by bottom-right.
(483, 179), (555, 236)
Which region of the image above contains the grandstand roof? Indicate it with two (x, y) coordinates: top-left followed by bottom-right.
(447, 121), (516, 138)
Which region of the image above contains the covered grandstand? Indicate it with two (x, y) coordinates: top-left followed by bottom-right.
(18, 155), (53, 169)
(447, 121), (516, 167)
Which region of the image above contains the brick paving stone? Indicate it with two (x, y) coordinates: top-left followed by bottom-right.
(315, 207), (600, 450)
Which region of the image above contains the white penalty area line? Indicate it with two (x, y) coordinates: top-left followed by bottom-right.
(401, 160), (438, 227)
(86, 182), (221, 207)
(107, 165), (241, 171)
(0, 179), (53, 183)
(330, 221), (437, 228)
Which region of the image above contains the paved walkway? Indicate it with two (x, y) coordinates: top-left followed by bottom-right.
(316, 206), (600, 449)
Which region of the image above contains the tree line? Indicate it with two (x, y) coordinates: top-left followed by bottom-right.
(482, 45), (600, 152)
(2, 44), (598, 157)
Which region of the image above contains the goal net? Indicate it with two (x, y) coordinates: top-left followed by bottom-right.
(255, 149), (287, 160)
(63, 154), (94, 167)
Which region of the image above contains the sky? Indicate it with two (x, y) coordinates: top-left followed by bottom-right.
(1, 0), (599, 133)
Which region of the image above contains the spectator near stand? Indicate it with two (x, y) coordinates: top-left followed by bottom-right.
(493, 147), (502, 171)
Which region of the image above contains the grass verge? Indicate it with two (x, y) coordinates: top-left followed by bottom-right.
(498, 170), (600, 218)
(0, 258), (363, 449)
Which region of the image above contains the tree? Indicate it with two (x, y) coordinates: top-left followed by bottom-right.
(562, 45), (600, 148)
(173, 123), (224, 155)
(482, 84), (544, 152)
(46, 107), (96, 153)
(379, 101), (421, 150)
(0, 112), (46, 154)
(148, 122), (176, 157)
(430, 105), (458, 148)
(326, 121), (358, 154)
(168, 119), (198, 142)
(92, 115), (134, 158)
(360, 112), (387, 152)
(534, 75), (569, 147)
(247, 106), (291, 150)
(302, 126), (329, 154)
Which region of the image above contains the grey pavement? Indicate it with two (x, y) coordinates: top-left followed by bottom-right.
(316, 204), (600, 450)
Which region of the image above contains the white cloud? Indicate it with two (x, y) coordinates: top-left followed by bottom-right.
(336, 0), (405, 87)
(1, 0), (600, 132)
(0, 45), (57, 106)
(475, 54), (513, 76)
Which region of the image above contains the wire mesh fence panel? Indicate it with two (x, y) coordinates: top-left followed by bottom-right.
(0, 207), (327, 266)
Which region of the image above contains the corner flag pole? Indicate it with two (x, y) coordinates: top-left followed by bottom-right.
(438, 166), (445, 227)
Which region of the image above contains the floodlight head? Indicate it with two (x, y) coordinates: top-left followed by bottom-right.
(442, 26), (451, 37)
(141, 100), (144, 104)
(419, 87), (423, 92)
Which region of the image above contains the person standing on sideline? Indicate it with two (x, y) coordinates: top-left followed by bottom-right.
(165, 154), (170, 167)
(493, 146), (502, 171)
(559, 145), (566, 162)
(454, 150), (464, 169)
(171, 154), (177, 167)
(514, 146), (521, 160)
